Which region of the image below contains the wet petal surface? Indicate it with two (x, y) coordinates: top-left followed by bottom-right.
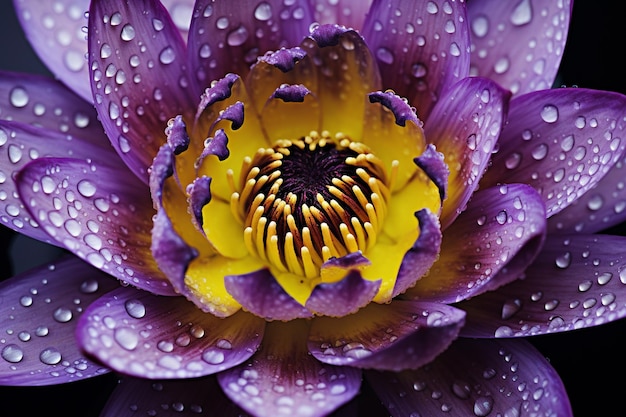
(460, 234), (626, 337)
(0, 256), (116, 386)
(367, 338), (572, 417)
(77, 286), (265, 379)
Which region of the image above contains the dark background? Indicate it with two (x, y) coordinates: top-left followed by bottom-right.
(0, 1), (625, 416)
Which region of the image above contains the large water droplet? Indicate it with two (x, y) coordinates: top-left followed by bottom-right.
(254, 2), (272, 21)
(540, 105), (558, 123)
(39, 347), (62, 365)
(2, 344), (24, 363)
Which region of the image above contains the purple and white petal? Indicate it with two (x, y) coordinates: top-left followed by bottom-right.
(0, 121), (117, 243)
(405, 184), (546, 304)
(310, 0), (372, 29)
(88, 0), (197, 183)
(468, 0), (573, 95)
(16, 157), (176, 295)
(424, 77), (510, 229)
(460, 234), (626, 338)
(367, 338), (572, 417)
(482, 88), (626, 217)
(0, 71), (106, 142)
(308, 300), (465, 371)
(100, 376), (250, 417)
(99, 376), (250, 417)
(77, 286), (265, 379)
(305, 271), (381, 317)
(225, 269), (313, 321)
(0, 255), (117, 386)
(218, 320), (361, 417)
(13, 0), (92, 101)
(362, 0), (470, 120)
(549, 152), (626, 234)
(188, 0), (313, 92)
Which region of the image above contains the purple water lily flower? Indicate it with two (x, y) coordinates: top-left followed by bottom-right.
(1, 0), (626, 415)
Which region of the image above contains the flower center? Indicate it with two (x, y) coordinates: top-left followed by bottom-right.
(230, 131), (391, 278)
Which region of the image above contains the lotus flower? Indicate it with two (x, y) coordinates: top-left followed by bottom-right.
(1, 0), (626, 416)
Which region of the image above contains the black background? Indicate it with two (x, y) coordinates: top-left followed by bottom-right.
(0, 1), (625, 416)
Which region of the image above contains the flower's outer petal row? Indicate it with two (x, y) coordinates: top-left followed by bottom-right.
(308, 300), (465, 371)
(548, 152), (626, 234)
(459, 234), (626, 338)
(301, 25), (382, 139)
(187, 0), (313, 93)
(100, 376), (249, 417)
(425, 77), (510, 229)
(310, 0), (372, 29)
(362, 0), (470, 120)
(305, 270), (381, 317)
(225, 269), (314, 321)
(405, 184), (546, 304)
(0, 255), (117, 386)
(16, 157), (176, 295)
(0, 71), (107, 143)
(88, 0), (197, 184)
(367, 338), (573, 417)
(467, 0), (572, 96)
(76, 286), (265, 379)
(160, 0), (195, 42)
(0, 120), (116, 244)
(482, 88), (626, 218)
(218, 320), (361, 417)
(13, 0), (92, 101)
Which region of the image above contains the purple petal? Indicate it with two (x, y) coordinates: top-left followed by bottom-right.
(482, 88), (626, 217)
(460, 234), (626, 338)
(405, 184), (546, 304)
(413, 144), (449, 206)
(548, 152), (626, 234)
(187, 0), (312, 91)
(13, 0), (92, 100)
(88, 0), (196, 183)
(218, 320), (361, 417)
(393, 209), (442, 298)
(16, 157), (176, 295)
(308, 300), (465, 371)
(468, 0), (573, 95)
(310, 0), (372, 29)
(100, 376), (249, 417)
(0, 120), (116, 243)
(187, 176), (212, 230)
(0, 255), (117, 386)
(368, 90), (419, 127)
(77, 286), (265, 379)
(260, 47), (307, 72)
(367, 338), (572, 417)
(362, 0), (470, 120)
(271, 84), (311, 102)
(224, 269), (313, 321)
(305, 271), (381, 317)
(0, 71), (105, 142)
(425, 77), (510, 229)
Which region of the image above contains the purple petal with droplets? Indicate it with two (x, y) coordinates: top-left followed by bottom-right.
(218, 320), (361, 417)
(0, 255), (117, 386)
(200, 129), (230, 162)
(188, 0), (313, 91)
(259, 47), (307, 72)
(310, 0), (372, 29)
(271, 84), (311, 103)
(368, 90), (419, 127)
(77, 286), (265, 379)
(224, 269), (313, 321)
(165, 115), (190, 154)
(425, 76), (510, 229)
(413, 144), (449, 205)
(100, 376), (250, 417)
(187, 176), (212, 230)
(393, 209), (442, 298)
(460, 234), (626, 338)
(468, 0), (573, 96)
(16, 157), (176, 295)
(194, 73), (239, 123)
(216, 101), (245, 131)
(482, 88), (626, 218)
(405, 184), (546, 304)
(13, 0), (92, 101)
(362, 0), (470, 120)
(88, 0), (196, 183)
(0, 120), (117, 243)
(309, 24), (349, 47)
(367, 338), (572, 417)
(305, 271), (381, 317)
(0, 71), (106, 142)
(549, 152), (626, 234)
(308, 300), (465, 371)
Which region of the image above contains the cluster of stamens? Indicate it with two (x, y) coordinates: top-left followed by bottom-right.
(229, 131), (392, 279)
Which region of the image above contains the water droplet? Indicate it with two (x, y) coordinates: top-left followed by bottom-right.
(540, 105), (558, 123)
(501, 298), (521, 320)
(202, 347), (225, 364)
(124, 299), (146, 318)
(226, 26), (249, 46)
(53, 307), (73, 323)
(473, 396), (493, 416)
(376, 47), (394, 65)
(115, 327), (139, 350)
(555, 251), (571, 268)
(120, 24), (136, 41)
(510, 0), (532, 26)
(1, 344), (24, 363)
(10, 87), (29, 108)
(159, 47), (176, 65)
(77, 180), (97, 197)
(39, 347), (62, 365)
(254, 2), (272, 21)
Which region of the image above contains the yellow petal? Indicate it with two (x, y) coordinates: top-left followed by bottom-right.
(201, 197), (248, 259)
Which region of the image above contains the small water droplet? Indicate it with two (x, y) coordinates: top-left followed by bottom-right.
(39, 347), (62, 365)
(254, 2), (272, 21)
(540, 105), (559, 123)
(124, 299), (146, 319)
(1, 344), (24, 363)
(53, 307), (73, 323)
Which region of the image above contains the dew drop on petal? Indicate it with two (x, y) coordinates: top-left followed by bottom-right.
(510, 0), (532, 26)
(10, 87), (29, 108)
(1, 344), (24, 363)
(53, 307), (73, 323)
(124, 299), (146, 318)
(39, 347), (62, 365)
(254, 2), (272, 21)
(159, 47), (176, 65)
(540, 105), (558, 123)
